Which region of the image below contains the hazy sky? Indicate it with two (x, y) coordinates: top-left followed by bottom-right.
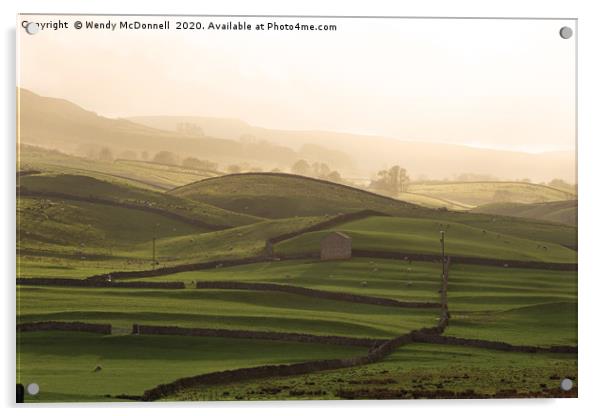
(18, 15), (576, 153)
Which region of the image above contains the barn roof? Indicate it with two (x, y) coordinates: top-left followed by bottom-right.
(323, 231), (351, 240)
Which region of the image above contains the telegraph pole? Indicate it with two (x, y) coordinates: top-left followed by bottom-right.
(152, 222), (159, 270)
(440, 230), (445, 277)
(439, 229), (449, 326)
(152, 237), (156, 270)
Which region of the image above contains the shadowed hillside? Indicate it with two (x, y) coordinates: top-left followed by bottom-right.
(18, 173), (260, 229)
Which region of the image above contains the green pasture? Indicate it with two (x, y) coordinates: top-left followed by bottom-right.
(135, 258), (443, 303)
(17, 286), (438, 338)
(19, 145), (214, 190)
(396, 192), (473, 210)
(17, 211), (327, 278)
(275, 216), (576, 263)
(19, 173), (259, 228)
(168, 173), (577, 249)
(408, 181), (575, 206)
(169, 173), (421, 218)
(473, 200), (577, 227)
(17, 332), (365, 402)
(130, 258), (576, 346)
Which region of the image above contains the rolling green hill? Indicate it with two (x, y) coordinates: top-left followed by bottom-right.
(18, 173), (260, 229)
(19, 145), (217, 190)
(17, 203), (327, 278)
(408, 181), (575, 206)
(18, 331), (363, 402)
(394, 192), (473, 211)
(18, 197), (205, 253)
(169, 173), (577, 249)
(274, 216), (576, 263)
(473, 200), (577, 226)
(152, 216), (327, 264)
(170, 173), (427, 218)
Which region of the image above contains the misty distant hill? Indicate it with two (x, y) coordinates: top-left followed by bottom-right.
(131, 116), (576, 183)
(17, 88), (575, 183)
(17, 89), (307, 170)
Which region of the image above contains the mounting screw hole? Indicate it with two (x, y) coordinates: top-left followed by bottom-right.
(25, 22), (39, 35)
(559, 26), (573, 39)
(560, 378), (573, 391)
(26, 383), (40, 395)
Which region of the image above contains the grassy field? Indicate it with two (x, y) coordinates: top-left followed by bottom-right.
(134, 258), (443, 303)
(19, 145), (215, 190)
(152, 216), (327, 263)
(170, 173), (421, 218)
(274, 216), (577, 263)
(444, 262), (577, 346)
(168, 173), (577, 249)
(17, 196), (206, 278)
(129, 257), (576, 346)
(408, 181), (575, 206)
(473, 200), (577, 226)
(16, 169), (578, 401)
(19, 173), (259, 228)
(443, 212), (577, 250)
(168, 343), (576, 401)
(17, 211), (327, 278)
(17, 332), (365, 402)
(17, 286), (438, 338)
(395, 192), (473, 211)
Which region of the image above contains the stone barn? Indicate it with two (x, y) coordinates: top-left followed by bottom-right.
(320, 232), (352, 261)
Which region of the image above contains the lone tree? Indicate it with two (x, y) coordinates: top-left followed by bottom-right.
(153, 151), (178, 166)
(291, 159), (311, 176)
(311, 162), (331, 178)
(326, 170), (342, 183)
(370, 165), (410, 194)
(98, 147), (114, 162)
(182, 157), (218, 171)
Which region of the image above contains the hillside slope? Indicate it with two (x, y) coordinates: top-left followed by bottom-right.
(169, 173), (577, 249)
(18, 173), (260, 229)
(408, 181), (575, 206)
(274, 216), (576, 264)
(473, 200), (577, 226)
(19, 145), (215, 190)
(170, 173), (422, 219)
(131, 115), (576, 183)
(18, 89), (299, 168)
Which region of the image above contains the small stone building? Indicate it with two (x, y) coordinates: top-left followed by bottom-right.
(320, 231), (352, 261)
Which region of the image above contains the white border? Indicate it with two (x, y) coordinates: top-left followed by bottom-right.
(2, 1), (601, 415)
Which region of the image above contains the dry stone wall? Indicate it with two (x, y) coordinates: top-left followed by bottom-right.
(17, 321), (111, 334)
(17, 277), (185, 289)
(134, 324), (386, 348)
